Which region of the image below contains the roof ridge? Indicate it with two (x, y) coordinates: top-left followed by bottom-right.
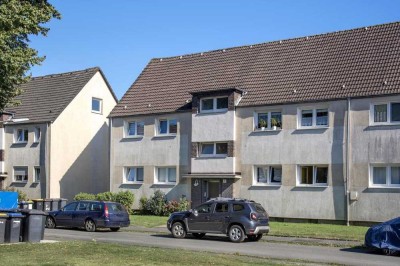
(151, 21), (400, 61)
(31, 67), (100, 80)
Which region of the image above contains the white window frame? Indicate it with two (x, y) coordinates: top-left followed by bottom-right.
(155, 167), (177, 184)
(253, 165), (282, 186)
(199, 142), (228, 157)
(92, 97), (103, 114)
(124, 121), (144, 138)
(297, 108), (329, 129)
(369, 102), (400, 126)
(13, 166), (28, 183)
(34, 127), (41, 143)
(297, 165), (328, 187)
(123, 167), (144, 184)
(34, 166), (41, 183)
(14, 129), (28, 143)
(369, 164), (400, 188)
(156, 118), (177, 136)
(254, 111), (282, 131)
(200, 96), (229, 113)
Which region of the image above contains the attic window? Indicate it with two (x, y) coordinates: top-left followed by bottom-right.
(200, 97), (228, 113)
(92, 98), (102, 114)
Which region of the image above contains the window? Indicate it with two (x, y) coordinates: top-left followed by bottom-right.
(34, 128), (41, 142)
(200, 97), (228, 113)
(34, 167), (41, 183)
(254, 166), (282, 185)
(298, 165), (328, 186)
(124, 167), (144, 183)
(92, 97), (102, 113)
(90, 202), (103, 211)
(195, 203), (213, 214)
(77, 202), (89, 211)
(233, 204), (245, 212)
(15, 129), (28, 143)
(215, 203), (229, 213)
(125, 121), (144, 137)
(255, 111), (282, 130)
(370, 165), (400, 187)
(298, 108), (328, 128)
(371, 102), (400, 125)
(13, 167), (28, 182)
(64, 202), (77, 211)
(157, 119), (177, 135)
(200, 142), (228, 157)
(156, 167), (176, 183)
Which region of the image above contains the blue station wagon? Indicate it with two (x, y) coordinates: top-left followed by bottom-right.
(45, 200), (130, 232)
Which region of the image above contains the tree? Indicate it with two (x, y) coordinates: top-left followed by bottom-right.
(0, 0), (60, 111)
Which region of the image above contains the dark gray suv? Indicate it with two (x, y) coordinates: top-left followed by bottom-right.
(167, 198), (269, 243)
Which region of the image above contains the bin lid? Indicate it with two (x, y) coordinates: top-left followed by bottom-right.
(44, 199), (52, 202)
(0, 191), (18, 209)
(0, 213), (8, 217)
(19, 209), (47, 215)
(32, 199), (44, 202)
(7, 212), (24, 217)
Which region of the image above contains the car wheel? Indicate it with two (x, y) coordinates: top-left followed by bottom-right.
(110, 227), (120, 232)
(229, 225), (245, 243)
(247, 234), (263, 241)
(85, 219), (96, 232)
(45, 216), (56, 229)
(171, 222), (186, 239)
(192, 233), (206, 239)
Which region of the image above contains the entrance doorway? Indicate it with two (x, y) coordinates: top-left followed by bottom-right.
(203, 180), (221, 201)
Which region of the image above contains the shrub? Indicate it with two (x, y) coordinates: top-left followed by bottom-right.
(73, 192), (96, 201)
(147, 190), (167, 216)
(4, 187), (27, 201)
(139, 196), (150, 215)
(115, 190), (135, 213)
(96, 192), (117, 202)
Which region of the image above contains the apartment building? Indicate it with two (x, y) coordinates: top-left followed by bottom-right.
(0, 67), (117, 200)
(109, 22), (400, 223)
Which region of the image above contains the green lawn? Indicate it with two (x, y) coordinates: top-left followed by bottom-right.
(130, 215), (369, 241)
(0, 241), (315, 265)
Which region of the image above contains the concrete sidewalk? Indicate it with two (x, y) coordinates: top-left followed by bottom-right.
(123, 224), (362, 247)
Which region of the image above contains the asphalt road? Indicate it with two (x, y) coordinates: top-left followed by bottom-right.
(44, 229), (399, 266)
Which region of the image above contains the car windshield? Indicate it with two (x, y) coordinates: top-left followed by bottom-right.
(251, 203), (266, 213)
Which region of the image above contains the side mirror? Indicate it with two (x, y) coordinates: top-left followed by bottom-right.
(193, 209), (198, 217)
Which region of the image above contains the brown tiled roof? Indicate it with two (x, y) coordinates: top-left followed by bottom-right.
(110, 21), (400, 117)
(5, 67), (116, 123)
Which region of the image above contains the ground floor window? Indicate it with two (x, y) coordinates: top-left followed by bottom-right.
(13, 166), (28, 182)
(124, 167), (144, 183)
(254, 165), (282, 185)
(298, 165), (328, 186)
(156, 167), (176, 183)
(370, 165), (400, 187)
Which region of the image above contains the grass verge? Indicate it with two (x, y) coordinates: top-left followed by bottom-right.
(130, 215), (368, 241)
(0, 241), (324, 265)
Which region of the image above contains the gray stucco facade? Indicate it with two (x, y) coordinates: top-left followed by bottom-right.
(110, 94), (400, 223)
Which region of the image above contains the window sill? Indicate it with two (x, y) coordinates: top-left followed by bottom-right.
(153, 182), (176, 186)
(13, 141), (28, 144)
(296, 185), (328, 188)
(123, 182), (143, 185)
(296, 126), (329, 130)
(123, 136), (144, 140)
(368, 185), (400, 189)
(368, 123), (400, 127)
(253, 128), (282, 132)
(252, 184), (281, 187)
(91, 111), (102, 115)
(153, 134), (176, 138)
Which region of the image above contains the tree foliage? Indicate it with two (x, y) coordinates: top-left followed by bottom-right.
(0, 0), (60, 111)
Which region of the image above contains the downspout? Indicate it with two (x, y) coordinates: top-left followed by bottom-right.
(109, 117), (112, 192)
(46, 122), (52, 198)
(345, 98), (351, 226)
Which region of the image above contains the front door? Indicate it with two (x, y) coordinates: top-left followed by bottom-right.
(207, 180), (220, 200)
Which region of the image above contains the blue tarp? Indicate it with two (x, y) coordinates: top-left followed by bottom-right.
(0, 191), (18, 210)
(365, 217), (400, 252)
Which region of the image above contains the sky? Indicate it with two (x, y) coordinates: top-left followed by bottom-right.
(30, 0), (400, 100)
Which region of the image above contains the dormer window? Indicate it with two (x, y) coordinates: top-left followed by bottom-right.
(200, 97), (228, 113)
